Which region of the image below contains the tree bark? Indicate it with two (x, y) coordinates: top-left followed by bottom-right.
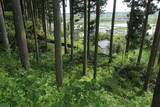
(11, 0), (30, 70)
(42, 0), (48, 50)
(1, 0), (5, 16)
(87, 0), (91, 57)
(137, 0), (151, 65)
(83, 0), (88, 76)
(93, 0), (100, 79)
(158, 52), (160, 65)
(53, 0), (63, 87)
(20, 0), (27, 29)
(30, 0), (40, 63)
(109, 0), (117, 63)
(151, 64), (160, 107)
(143, 11), (160, 91)
(0, 2), (10, 51)
(62, 0), (67, 54)
(70, 0), (74, 60)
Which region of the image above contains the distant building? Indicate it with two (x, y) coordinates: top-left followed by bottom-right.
(98, 39), (110, 55)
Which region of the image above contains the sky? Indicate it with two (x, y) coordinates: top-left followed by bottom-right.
(63, 0), (130, 13)
(105, 0), (129, 12)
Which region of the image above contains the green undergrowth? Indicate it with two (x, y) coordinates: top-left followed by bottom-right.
(0, 50), (153, 107)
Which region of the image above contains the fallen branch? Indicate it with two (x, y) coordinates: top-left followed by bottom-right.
(37, 35), (77, 48)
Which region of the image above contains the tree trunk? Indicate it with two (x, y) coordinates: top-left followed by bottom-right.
(0, 2), (10, 51)
(158, 52), (160, 65)
(137, 0), (151, 65)
(125, 0), (135, 54)
(151, 64), (160, 107)
(1, 0), (5, 16)
(35, 0), (39, 20)
(11, 0), (30, 70)
(109, 0), (117, 63)
(93, 0), (100, 79)
(53, 0), (63, 87)
(42, 0), (48, 50)
(62, 0), (67, 54)
(32, 0), (38, 21)
(20, 0), (26, 29)
(30, 0), (40, 63)
(143, 11), (160, 91)
(24, 0), (28, 20)
(83, 0), (88, 76)
(87, 0), (91, 57)
(70, 0), (74, 60)
(26, 0), (31, 19)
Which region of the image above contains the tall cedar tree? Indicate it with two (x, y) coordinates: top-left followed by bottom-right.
(0, 2), (10, 51)
(93, 0), (100, 79)
(1, 0), (5, 16)
(53, 0), (63, 87)
(87, 0), (107, 58)
(20, 0), (26, 28)
(87, 0), (91, 57)
(70, 0), (74, 60)
(151, 65), (160, 107)
(30, 0), (40, 63)
(83, 0), (88, 75)
(11, 0), (30, 70)
(109, 0), (117, 63)
(143, 11), (160, 91)
(137, 0), (151, 65)
(158, 53), (160, 65)
(62, 0), (67, 54)
(125, 0), (135, 54)
(42, 0), (48, 50)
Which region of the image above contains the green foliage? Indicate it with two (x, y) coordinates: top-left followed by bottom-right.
(90, 32), (109, 43)
(4, 11), (13, 19)
(113, 34), (126, 53)
(0, 49), (154, 106)
(124, 0), (159, 49)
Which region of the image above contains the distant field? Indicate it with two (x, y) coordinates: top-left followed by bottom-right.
(66, 12), (158, 25)
(65, 12), (158, 34)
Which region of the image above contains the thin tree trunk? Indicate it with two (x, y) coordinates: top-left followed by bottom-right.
(24, 0), (28, 20)
(125, 0), (135, 54)
(33, 0), (38, 22)
(11, 0), (30, 70)
(87, 0), (91, 57)
(1, 0), (5, 16)
(20, 0), (26, 29)
(30, 0), (40, 63)
(32, 0), (36, 18)
(48, 16), (52, 33)
(137, 0), (151, 65)
(42, 0), (47, 50)
(70, 0), (74, 60)
(109, 0), (117, 63)
(53, 0), (63, 87)
(143, 11), (160, 91)
(158, 52), (160, 65)
(26, 0), (31, 19)
(151, 64), (160, 107)
(93, 0), (100, 79)
(62, 0), (67, 54)
(83, 0), (88, 76)
(0, 2), (10, 51)
(35, 0), (39, 20)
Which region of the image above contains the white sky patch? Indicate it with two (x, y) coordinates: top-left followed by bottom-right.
(61, 0), (160, 13)
(61, 0), (130, 13)
(105, 0), (129, 12)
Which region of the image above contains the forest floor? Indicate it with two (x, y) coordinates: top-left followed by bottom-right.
(0, 48), (155, 107)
